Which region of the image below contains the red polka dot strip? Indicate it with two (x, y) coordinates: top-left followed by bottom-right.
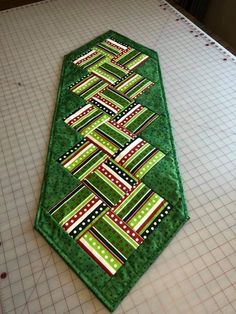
(108, 120), (135, 138)
(97, 164), (131, 193)
(112, 47), (132, 62)
(66, 105), (94, 126)
(105, 39), (128, 52)
(73, 50), (98, 65)
(106, 210), (143, 245)
(58, 139), (90, 165)
(114, 138), (146, 166)
(62, 195), (101, 231)
(92, 93), (121, 112)
(115, 104), (143, 126)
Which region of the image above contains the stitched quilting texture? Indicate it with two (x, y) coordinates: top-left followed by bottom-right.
(35, 31), (189, 312)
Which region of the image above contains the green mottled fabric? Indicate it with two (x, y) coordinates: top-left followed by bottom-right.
(34, 30), (189, 312)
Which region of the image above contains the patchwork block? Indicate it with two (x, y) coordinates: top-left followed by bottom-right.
(70, 74), (109, 101)
(115, 73), (154, 99)
(114, 138), (165, 179)
(113, 182), (172, 239)
(64, 103), (110, 135)
(91, 86), (133, 116)
(78, 210), (143, 276)
(58, 139), (109, 180)
(91, 60), (130, 84)
(112, 47), (149, 70)
(49, 184), (109, 240)
(86, 120), (135, 156)
(113, 103), (158, 134)
(82, 159), (138, 207)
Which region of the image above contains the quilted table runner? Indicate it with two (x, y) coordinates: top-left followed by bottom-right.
(35, 30), (189, 311)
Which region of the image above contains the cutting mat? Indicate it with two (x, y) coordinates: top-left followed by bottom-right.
(0, 0), (235, 313)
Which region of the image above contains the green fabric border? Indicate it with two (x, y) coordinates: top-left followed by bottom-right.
(34, 30), (189, 312)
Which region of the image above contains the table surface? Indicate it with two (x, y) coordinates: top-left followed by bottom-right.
(0, 0), (236, 313)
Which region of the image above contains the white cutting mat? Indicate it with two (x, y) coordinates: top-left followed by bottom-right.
(0, 0), (235, 313)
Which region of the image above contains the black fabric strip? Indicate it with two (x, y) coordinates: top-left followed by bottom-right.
(96, 44), (116, 56)
(140, 204), (173, 239)
(76, 112), (103, 132)
(80, 80), (102, 97)
(91, 228), (126, 263)
(123, 51), (141, 65)
(71, 150), (100, 174)
(105, 160), (136, 185)
(94, 128), (123, 149)
(133, 113), (157, 133)
(131, 148), (157, 173)
(123, 190), (153, 222)
(99, 65), (121, 79)
(83, 180), (114, 207)
(49, 185), (84, 214)
(57, 139), (87, 162)
(123, 77), (145, 94)
(108, 87), (132, 101)
(91, 99), (116, 116)
(69, 203), (107, 238)
(84, 55), (105, 69)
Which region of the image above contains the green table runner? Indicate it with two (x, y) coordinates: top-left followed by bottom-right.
(35, 30), (189, 311)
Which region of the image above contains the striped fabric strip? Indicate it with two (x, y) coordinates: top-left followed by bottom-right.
(113, 182), (172, 239)
(112, 47), (149, 70)
(114, 138), (165, 179)
(58, 138), (109, 181)
(115, 73), (154, 99)
(86, 120), (135, 156)
(49, 184), (109, 239)
(70, 74), (109, 101)
(64, 103), (110, 136)
(78, 231), (123, 276)
(78, 210), (143, 276)
(91, 60), (130, 84)
(91, 86), (133, 116)
(73, 50), (110, 72)
(82, 159), (137, 207)
(113, 103), (158, 134)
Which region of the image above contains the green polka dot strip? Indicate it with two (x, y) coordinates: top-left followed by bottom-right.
(70, 74), (109, 101)
(35, 31), (189, 312)
(115, 72), (154, 99)
(112, 47), (150, 70)
(73, 50), (110, 73)
(64, 103), (110, 136)
(92, 61), (131, 84)
(113, 103), (159, 134)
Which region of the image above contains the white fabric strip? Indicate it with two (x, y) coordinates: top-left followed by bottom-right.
(102, 164), (132, 189)
(117, 74), (138, 89)
(86, 135), (114, 155)
(133, 197), (164, 231)
(129, 55), (149, 69)
(106, 39), (127, 50)
(73, 50), (96, 64)
(64, 104), (93, 123)
(66, 200), (102, 234)
(115, 138), (143, 162)
(64, 143), (94, 167)
(79, 237), (116, 275)
(117, 104), (142, 123)
(92, 96), (117, 112)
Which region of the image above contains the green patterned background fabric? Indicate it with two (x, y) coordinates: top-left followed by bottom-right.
(35, 30), (189, 312)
